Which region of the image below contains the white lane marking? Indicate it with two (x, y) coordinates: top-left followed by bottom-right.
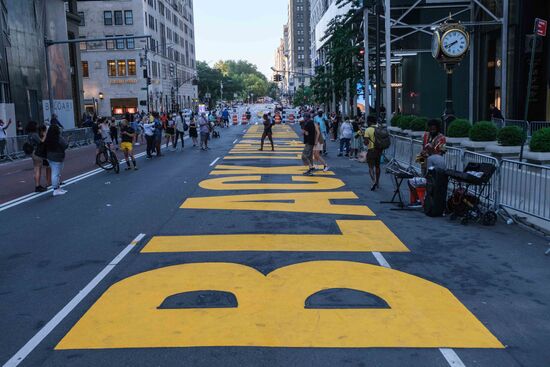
(439, 349), (466, 367)
(209, 157), (220, 167)
(371, 252), (467, 367)
(0, 138), (190, 212)
(2, 233), (146, 367)
(233, 139), (238, 144)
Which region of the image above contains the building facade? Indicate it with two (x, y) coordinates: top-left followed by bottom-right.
(287, 0), (312, 94)
(78, 0), (197, 117)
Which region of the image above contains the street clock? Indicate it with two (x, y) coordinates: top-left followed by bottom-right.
(431, 19), (470, 66)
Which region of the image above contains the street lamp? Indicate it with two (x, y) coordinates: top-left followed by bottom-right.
(99, 92), (104, 100)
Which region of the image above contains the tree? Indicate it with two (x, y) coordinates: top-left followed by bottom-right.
(293, 86), (314, 106)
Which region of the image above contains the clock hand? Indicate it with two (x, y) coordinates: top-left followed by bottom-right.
(445, 40), (458, 49)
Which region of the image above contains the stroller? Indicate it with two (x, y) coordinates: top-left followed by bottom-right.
(446, 162), (498, 226)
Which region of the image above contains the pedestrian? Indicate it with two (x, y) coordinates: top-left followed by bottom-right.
(120, 119), (138, 171)
(189, 115), (198, 147)
(174, 112), (185, 151)
(153, 113), (163, 157)
(314, 110), (328, 155)
(99, 118), (112, 147)
(313, 118), (329, 172)
(489, 104), (503, 120)
(44, 124), (68, 196)
(92, 118), (103, 157)
(110, 117), (119, 150)
(338, 117), (353, 157)
(49, 114), (64, 130)
(350, 117), (364, 159)
(26, 121), (51, 192)
(259, 114), (274, 151)
(364, 115), (382, 191)
(164, 114), (176, 151)
(199, 112), (210, 150)
(301, 113), (316, 176)
(0, 118), (12, 159)
(142, 116), (155, 159)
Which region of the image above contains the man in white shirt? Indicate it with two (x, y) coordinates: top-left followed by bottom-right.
(0, 118), (13, 159)
(174, 113), (185, 151)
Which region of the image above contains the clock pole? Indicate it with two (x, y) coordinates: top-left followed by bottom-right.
(443, 65), (456, 132)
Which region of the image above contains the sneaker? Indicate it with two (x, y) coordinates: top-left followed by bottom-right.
(133, 167), (139, 171)
(53, 189), (67, 196)
(323, 166), (330, 172)
(35, 186), (47, 193)
(302, 168), (313, 176)
(125, 167), (132, 171)
(146, 156), (152, 160)
(135, 143), (141, 146)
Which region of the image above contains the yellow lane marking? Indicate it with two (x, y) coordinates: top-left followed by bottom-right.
(198, 176), (345, 191)
(210, 165), (334, 176)
(181, 191), (375, 216)
(229, 150), (302, 155)
(56, 261), (504, 349)
(141, 220), (409, 253)
(224, 155), (301, 160)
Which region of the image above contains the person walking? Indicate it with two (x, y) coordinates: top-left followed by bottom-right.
(259, 114), (274, 151)
(301, 113), (316, 176)
(120, 119), (138, 170)
(26, 121), (50, 192)
(350, 117), (364, 160)
(199, 113), (210, 150)
(314, 110), (328, 155)
(174, 112), (185, 150)
(0, 118), (12, 159)
(164, 114), (176, 151)
(44, 124), (68, 196)
(338, 117), (353, 157)
(142, 116), (156, 159)
(153, 113), (163, 157)
(313, 119), (329, 172)
(189, 115), (199, 147)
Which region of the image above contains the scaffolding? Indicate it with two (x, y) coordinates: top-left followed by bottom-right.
(363, 0), (508, 125)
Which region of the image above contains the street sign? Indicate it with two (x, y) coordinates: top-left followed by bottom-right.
(535, 18), (547, 37)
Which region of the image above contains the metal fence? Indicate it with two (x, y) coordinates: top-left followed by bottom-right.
(0, 127), (93, 161)
(492, 119), (550, 139)
(386, 134), (550, 224)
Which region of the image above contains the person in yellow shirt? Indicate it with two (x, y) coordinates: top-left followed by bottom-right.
(364, 115), (381, 191)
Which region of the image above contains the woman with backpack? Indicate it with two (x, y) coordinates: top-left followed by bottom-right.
(26, 121), (51, 192)
(44, 124), (69, 196)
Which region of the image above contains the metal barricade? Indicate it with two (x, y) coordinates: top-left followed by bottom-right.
(492, 118), (505, 129)
(3, 135), (28, 160)
(530, 121), (550, 137)
(410, 138), (424, 173)
(445, 146), (463, 171)
(389, 135), (413, 168)
(462, 151), (500, 209)
(499, 160), (550, 222)
(63, 128), (92, 148)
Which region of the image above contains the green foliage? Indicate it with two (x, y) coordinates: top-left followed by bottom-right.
(529, 128), (550, 152)
(391, 114), (401, 125)
(497, 126), (526, 146)
(447, 119), (472, 138)
(410, 117), (428, 132)
(311, 66), (332, 106)
(197, 60), (275, 107)
(398, 115), (416, 130)
(293, 86), (314, 107)
(469, 121), (498, 142)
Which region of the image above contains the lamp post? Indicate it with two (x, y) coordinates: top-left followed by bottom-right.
(98, 92), (104, 116)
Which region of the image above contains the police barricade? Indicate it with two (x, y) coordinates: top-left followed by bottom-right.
(389, 135), (413, 169)
(530, 121), (550, 137)
(499, 159), (550, 222)
(3, 135), (28, 160)
(462, 151), (500, 210)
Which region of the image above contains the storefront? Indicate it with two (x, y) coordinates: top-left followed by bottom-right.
(110, 98), (138, 118)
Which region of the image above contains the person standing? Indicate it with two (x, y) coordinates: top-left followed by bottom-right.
(26, 121), (50, 192)
(338, 117), (353, 157)
(313, 119), (329, 172)
(489, 104), (504, 120)
(49, 114), (64, 130)
(199, 113), (210, 150)
(109, 117), (119, 150)
(364, 115), (381, 191)
(142, 116), (156, 159)
(174, 112), (185, 151)
(120, 119), (138, 171)
(44, 124), (68, 196)
(164, 114), (176, 151)
(153, 113), (163, 157)
(259, 114), (274, 151)
(189, 114), (199, 147)
(350, 117), (363, 160)
(301, 113), (316, 176)
(0, 118), (12, 159)
(314, 110), (328, 155)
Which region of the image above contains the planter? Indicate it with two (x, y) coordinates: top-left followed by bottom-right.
(446, 137), (468, 147)
(461, 139), (496, 153)
(523, 150), (550, 167)
(485, 143), (521, 160)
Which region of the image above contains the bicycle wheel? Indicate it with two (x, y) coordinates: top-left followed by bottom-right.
(110, 152), (120, 174)
(96, 151), (113, 171)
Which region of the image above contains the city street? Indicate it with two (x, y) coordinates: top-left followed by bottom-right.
(1, 121), (549, 367)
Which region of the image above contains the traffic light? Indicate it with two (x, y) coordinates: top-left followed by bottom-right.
(359, 48), (365, 57)
(147, 77), (152, 85)
(273, 74), (283, 82)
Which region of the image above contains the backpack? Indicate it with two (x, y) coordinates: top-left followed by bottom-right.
(374, 125), (391, 151)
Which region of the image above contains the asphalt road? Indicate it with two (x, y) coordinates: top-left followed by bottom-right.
(1, 121), (549, 367)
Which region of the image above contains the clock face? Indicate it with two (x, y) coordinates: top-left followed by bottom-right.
(441, 29), (469, 58)
(431, 32), (441, 59)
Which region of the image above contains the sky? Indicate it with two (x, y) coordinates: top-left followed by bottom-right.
(194, 0), (288, 79)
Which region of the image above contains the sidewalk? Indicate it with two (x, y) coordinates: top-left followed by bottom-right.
(0, 142), (148, 205)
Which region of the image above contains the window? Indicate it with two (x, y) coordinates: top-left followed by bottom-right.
(148, 14), (155, 29)
(125, 10), (133, 25)
(78, 11), (85, 26)
(114, 11), (123, 25)
(128, 59), (136, 76)
(116, 36), (125, 49)
(107, 60), (116, 77)
(82, 61), (89, 78)
(106, 35), (115, 49)
(126, 36), (135, 49)
(117, 60), (127, 76)
(104, 11), (113, 25)
(79, 36), (86, 51)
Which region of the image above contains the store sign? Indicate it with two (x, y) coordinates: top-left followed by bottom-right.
(110, 79), (138, 85)
(535, 18), (547, 37)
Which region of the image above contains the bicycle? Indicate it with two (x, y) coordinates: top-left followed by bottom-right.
(96, 139), (120, 174)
